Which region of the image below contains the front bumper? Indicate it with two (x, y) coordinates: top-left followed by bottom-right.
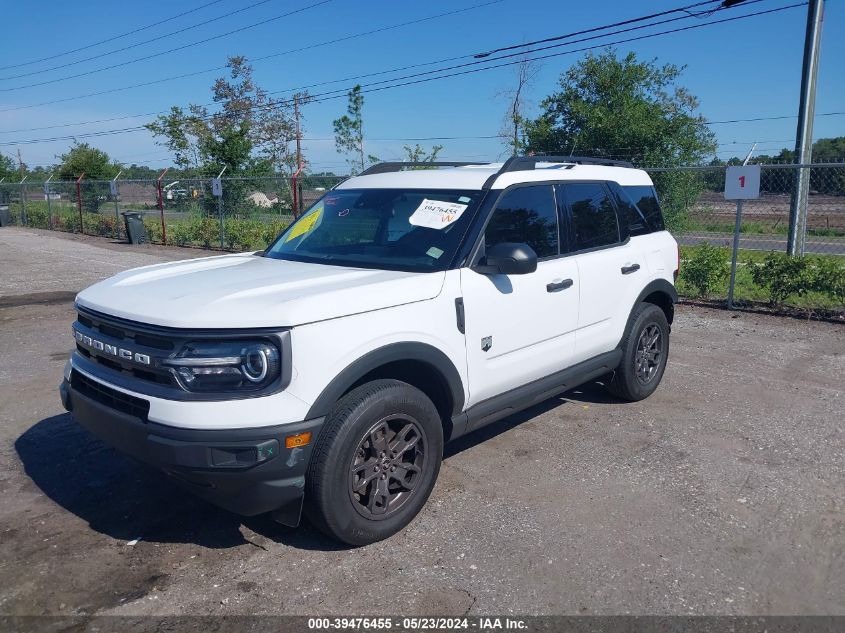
(60, 374), (323, 526)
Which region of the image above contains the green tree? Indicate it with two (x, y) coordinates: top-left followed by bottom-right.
(524, 50), (717, 230)
(56, 142), (119, 181)
(146, 56), (298, 178)
(0, 153), (18, 180)
(56, 143), (120, 213)
(333, 85), (368, 174)
(147, 57), (295, 215)
(402, 144), (443, 163)
(812, 137), (845, 162)
(145, 105), (208, 171)
(0, 153), (17, 208)
(498, 56), (541, 156)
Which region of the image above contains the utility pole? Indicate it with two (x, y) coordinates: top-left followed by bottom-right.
(292, 94), (304, 216)
(786, 0), (824, 256)
(294, 94), (302, 176)
(16, 149), (24, 179)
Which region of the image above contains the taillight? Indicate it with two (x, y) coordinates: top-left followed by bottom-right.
(674, 244), (680, 281)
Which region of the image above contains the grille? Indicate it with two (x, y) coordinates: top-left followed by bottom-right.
(71, 370), (151, 421)
(78, 311), (174, 351)
(75, 309), (176, 388)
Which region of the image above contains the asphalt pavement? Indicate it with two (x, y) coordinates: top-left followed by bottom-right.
(0, 227), (842, 617)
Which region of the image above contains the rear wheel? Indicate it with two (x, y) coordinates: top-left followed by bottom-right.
(305, 379), (443, 546)
(607, 303), (670, 402)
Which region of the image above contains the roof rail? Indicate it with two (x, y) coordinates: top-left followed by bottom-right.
(480, 155), (635, 189)
(359, 161), (489, 176)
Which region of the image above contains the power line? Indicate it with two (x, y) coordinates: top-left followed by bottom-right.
(0, 0), (771, 132)
(0, 0), (278, 81)
(473, 0), (721, 57)
(0, 0), (507, 111)
(0, 0), (337, 92)
(0, 2), (815, 147)
(705, 112), (845, 124)
(0, 0), (227, 71)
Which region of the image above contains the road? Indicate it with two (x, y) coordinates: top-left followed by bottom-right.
(0, 227), (843, 617)
(678, 231), (845, 255)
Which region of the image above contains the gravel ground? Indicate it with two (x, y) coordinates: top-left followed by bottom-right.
(0, 227), (842, 617)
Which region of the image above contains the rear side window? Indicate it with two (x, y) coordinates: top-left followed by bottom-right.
(485, 185), (558, 258)
(558, 182), (620, 251)
(622, 185), (665, 232)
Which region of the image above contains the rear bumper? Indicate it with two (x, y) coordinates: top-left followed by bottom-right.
(60, 376), (323, 525)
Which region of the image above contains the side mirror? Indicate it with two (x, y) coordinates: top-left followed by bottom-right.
(477, 242), (538, 275)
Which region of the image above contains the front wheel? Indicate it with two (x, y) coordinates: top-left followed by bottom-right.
(607, 303), (670, 402)
(305, 379), (443, 546)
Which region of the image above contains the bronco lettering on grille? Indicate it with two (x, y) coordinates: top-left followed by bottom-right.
(73, 326), (152, 366)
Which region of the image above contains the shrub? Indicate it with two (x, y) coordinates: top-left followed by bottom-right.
(81, 213), (117, 237)
(171, 222), (193, 247)
(681, 242), (729, 298)
(811, 257), (845, 304)
(749, 252), (815, 306)
(52, 211), (75, 233)
(193, 217), (220, 248)
(143, 217), (163, 244)
(26, 207), (50, 229)
(262, 218), (290, 247)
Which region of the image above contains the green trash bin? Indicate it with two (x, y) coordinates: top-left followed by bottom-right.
(122, 211), (147, 244)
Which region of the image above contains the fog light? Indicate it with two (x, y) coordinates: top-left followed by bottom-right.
(285, 431), (312, 448)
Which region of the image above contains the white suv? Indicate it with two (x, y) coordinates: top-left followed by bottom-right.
(60, 156), (679, 545)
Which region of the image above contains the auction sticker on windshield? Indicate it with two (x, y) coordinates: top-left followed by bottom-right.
(409, 199), (468, 230)
(285, 205), (324, 242)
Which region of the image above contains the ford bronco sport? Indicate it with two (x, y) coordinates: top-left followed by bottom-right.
(60, 156), (679, 545)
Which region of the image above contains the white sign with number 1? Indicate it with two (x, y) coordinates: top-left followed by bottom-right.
(724, 165), (761, 200)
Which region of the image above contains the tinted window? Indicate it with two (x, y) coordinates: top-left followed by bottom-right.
(485, 186), (558, 258)
(611, 185), (649, 237)
(623, 185), (665, 232)
(560, 183), (620, 251)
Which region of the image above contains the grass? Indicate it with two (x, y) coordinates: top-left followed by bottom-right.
(686, 218), (845, 238)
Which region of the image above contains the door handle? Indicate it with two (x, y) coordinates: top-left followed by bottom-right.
(546, 279), (573, 292)
(621, 263), (641, 275)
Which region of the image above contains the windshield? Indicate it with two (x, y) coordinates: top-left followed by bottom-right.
(264, 188), (485, 271)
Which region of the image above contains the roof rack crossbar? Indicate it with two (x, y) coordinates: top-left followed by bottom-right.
(481, 154), (635, 189)
(359, 161), (489, 176)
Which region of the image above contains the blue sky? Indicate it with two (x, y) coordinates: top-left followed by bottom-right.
(1, 0), (842, 173)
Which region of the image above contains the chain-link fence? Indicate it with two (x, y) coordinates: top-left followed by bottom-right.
(0, 175), (347, 250)
(646, 163), (845, 256)
(1, 164), (842, 312)
(646, 162), (845, 314)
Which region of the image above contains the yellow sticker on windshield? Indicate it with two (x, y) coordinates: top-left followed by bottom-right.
(285, 207), (323, 242)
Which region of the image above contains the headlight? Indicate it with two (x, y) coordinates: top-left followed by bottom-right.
(162, 340), (281, 393)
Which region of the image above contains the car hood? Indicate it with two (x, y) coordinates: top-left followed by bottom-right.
(76, 253), (445, 328)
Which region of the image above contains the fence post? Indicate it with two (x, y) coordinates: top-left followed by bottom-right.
(214, 166), (227, 249)
(19, 175), (28, 225)
(112, 170), (122, 240)
(726, 200), (744, 310)
(44, 174), (53, 229)
(76, 173), (85, 234)
(156, 168), (169, 244)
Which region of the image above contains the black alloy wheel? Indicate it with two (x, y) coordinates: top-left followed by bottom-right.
(635, 324), (663, 385)
(348, 415), (427, 519)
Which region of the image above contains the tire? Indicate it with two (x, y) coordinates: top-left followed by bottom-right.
(304, 379), (443, 546)
(607, 303), (670, 402)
